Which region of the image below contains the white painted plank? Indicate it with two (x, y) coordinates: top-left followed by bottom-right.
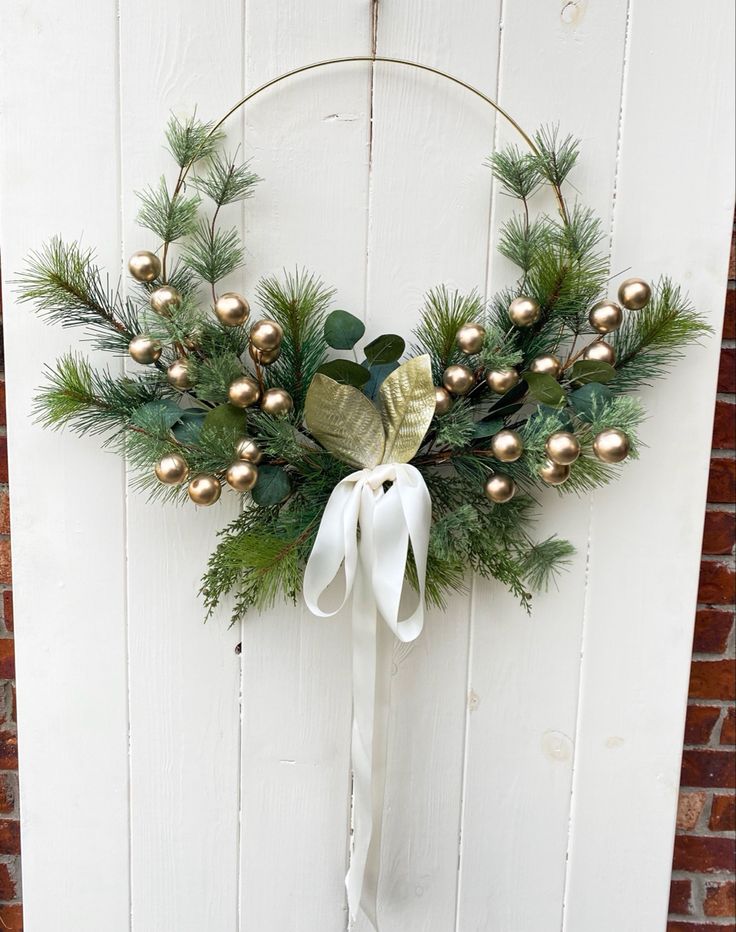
(458, 2), (633, 929)
(118, 2), (244, 929)
(0, 2), (131, 930)
(237, 4), (371, 930)
(563, 1), (736, 928)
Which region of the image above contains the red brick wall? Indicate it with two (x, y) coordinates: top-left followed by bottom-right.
(668, 226), (736, 930)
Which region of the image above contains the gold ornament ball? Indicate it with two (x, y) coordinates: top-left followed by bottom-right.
(261, 388), (294, 416)
(434, 386), (453, 415)
(250, 319), (283, 351)
(188, 474), (222, 506)
(456, 322), (486, 354)
(236, 438), (263, 464)
(215, 292), (250, 327)
(589, 300), (623, 334)
(484, 473), (516, 504)
(128, 250), (161, 283)
(490, 429), (524, 463)
(618, 277), (652, 311)
(150, 285), (182, 316)
(583, 341), (616, 365)
(226, 461), (259, 492)
(154, 453), (188, 485)
(249, 344), (282, 366)
(508, 295), (541, 328)
(545, 431), (581, 466)
(593, 428), (630, 464)
(443, 364), (475, 396)
(228, 376), (261, 409)
(530, 354), (563, 378)
(167, 358), (193, 390)
(128, 334), (162, 365)
(486, 368), (520, 394)
(539, 459), (571, 486)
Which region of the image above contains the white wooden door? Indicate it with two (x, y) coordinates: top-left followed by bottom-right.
(0, 2), (733, 930)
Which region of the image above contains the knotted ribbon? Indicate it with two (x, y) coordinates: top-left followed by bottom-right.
(303, 462), (432, 929)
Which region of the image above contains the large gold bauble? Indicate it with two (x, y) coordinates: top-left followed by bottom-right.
(128, 250), (161, 283)
(618, 277), (651, 310)
(215, 292), (250, 327)
(588, 300), (623, 334)
(228, 376), (261, 408)
(226, 460), (259, 492)
(250, 319), (283, 351)
(128, 334), (162, 365)
(261, 388), (293, 416)
(583, 341), (616, 365)
(150, 285), (182, 316)
(545, 431), (581, 466)
(249, 344), (282, 366)
(188, 474), (222, 506)
(530, 354), (562, 378)
(485, 367), (520, 394)
(167, 358), (193, 390)
(539, 459), (571, 485)
(434, 386), (453, 415)
(154, 453), (188, 485)
(508, 296), (541, 328)
(442, 364), (475, 396)
(236, 438), (263, 464)
(490, 429), (524, 463)
(484, 473), (516, 504)
(456, 322), (486, 354)
(593, 428), (630, 463)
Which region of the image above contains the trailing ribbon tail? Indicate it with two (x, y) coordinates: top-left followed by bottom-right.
(303, 463), (432, 929)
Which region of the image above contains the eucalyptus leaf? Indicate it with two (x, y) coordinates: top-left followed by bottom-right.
(131, 398), (183, 430)
(569, 382), (613, 421)
(364, 334), (405, 365)
(362, 360), (400, 399)
(568, 359), (616, 384)
(324, 309), (366, 350)
(172, 410), (205, 443)
(202, 403), (247, 440)
(473, 419), (504, 439)
(251, 464), (292, 506)
(523, 371), (566, 406)
(317, 359), (371, 387)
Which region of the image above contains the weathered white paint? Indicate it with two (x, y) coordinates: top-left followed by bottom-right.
(0, 2), (733, 931)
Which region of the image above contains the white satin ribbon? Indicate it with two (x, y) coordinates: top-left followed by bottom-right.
(303, 462), (431, 929)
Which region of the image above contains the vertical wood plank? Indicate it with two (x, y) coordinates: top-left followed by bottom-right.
(562, 1), (735, 928)
(237, 4), (371, 930)
(0, 2), (131, 929)
(118, 3), (244, 929)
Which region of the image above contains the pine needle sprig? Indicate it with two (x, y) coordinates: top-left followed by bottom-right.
(487, 145), (543, 201)
(532, 125), (580, 189)
(136, 177), (200, 243)
(188, 353), (244, 404)
(412, 287), (486, 383)
(165, 112), (224, 167)
(498, 215), (551, 273)
(192, 151), (262, 206)
(181, 219), (243, 284)
(435, 398), (475, 449)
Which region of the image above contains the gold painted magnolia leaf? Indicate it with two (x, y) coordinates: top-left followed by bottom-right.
(378, 355), (436, 464)
(304, 374), (385, 468)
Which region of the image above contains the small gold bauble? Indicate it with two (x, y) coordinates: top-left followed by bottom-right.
(128, 334), (162, 365)
(184, 326), (203, 350)
(583, 341), (616, 365)
(128, 250), (161, 283)
(593, 428), (630, 463)
(529, 354), (563, 378)
(228, 376), (261, 408)
(225, 460), (259, 492)
(215, 292), (250, 327)
(250, 319), (283, 351)
(434, 386), (453, 415)
(154, 453), (188, 485)
(442, 364), (475, 396)
(187, 474), (222, 506)
(236, 438), (263, 464)
(508, 295), (541, 328)
(248, 344), (282, 366)
(260, 388), (294, 416)
(588, 300), (623, 334)
(545, 431), (581, 466)
(539, 459), (571, 486)
(484, 473), (516, 504)
(618, 277), (652, 310)
(167, 358), (193, 390)
(456, 322), (486, 354)
(485, 368), (520, 394)
(490, 429), (524, 463)
(150, 285), (182, 316)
